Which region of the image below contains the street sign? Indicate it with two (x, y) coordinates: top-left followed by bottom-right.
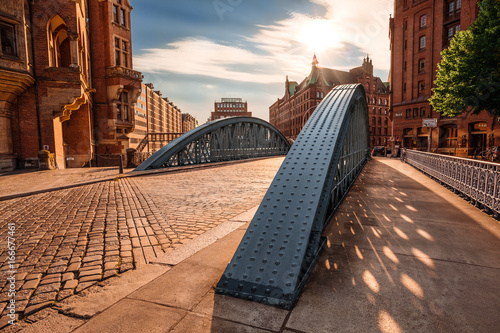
(423, 118), (437, 128)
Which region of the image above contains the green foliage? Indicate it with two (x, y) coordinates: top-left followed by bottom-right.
(430, 0), (500, 116)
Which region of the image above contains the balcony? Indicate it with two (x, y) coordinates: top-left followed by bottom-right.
(105, 66), (142, 80)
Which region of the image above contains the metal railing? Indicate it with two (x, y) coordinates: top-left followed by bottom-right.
(401, 149), (500, 215)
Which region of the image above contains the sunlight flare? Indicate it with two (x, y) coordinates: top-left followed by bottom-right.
(297, 19), (342, 51)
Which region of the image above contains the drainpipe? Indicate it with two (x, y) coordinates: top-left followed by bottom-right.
(28, 0), (42, 151)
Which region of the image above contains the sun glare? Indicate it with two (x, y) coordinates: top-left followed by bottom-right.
(298, 19), (341, 51)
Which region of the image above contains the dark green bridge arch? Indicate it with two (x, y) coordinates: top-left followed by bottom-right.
(134, 116), (291, 171)
(216, 83), (370, 309)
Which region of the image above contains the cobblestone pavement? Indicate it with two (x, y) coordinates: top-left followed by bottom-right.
(0, 158), (284, 320)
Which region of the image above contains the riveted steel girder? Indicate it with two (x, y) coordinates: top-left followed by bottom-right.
(134, 117), (290, 171)
(216, 84), (370, 309)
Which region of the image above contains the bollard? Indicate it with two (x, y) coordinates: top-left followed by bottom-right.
(119, 155), (123, 174)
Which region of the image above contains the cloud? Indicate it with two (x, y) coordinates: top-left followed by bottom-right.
(134, 38), (283, 83)
(132, 0), (394, 123)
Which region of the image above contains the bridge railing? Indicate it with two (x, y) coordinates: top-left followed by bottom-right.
(401, 148), (500, 215)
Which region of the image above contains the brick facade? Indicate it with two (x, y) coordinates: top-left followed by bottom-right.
(270, 55), (390, 146)
(129, 82), (198, 151)
(211, 98), (251, 121)
(390, 0), (498, 156)
(0, 0), (142, 171)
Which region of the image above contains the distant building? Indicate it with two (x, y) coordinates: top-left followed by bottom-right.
(182, 113), (198, 133)
(270, 55), (390, 146)
(211, 98), (251, 121)
(129, 83), (198, 151)
(389, 0), (498, 156)
(0, 0), (142, 171)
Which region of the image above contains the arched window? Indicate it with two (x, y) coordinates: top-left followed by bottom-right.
(47, 15), (71, 67)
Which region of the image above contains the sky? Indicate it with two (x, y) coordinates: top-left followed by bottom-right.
(131, 0), (394, 124)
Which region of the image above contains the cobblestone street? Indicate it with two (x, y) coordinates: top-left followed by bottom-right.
(0, 158), (284, 319)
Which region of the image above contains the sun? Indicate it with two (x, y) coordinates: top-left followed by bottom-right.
(297, 19), (341, 52)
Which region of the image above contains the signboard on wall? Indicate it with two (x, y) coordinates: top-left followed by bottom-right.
(422, 118), (437, 128)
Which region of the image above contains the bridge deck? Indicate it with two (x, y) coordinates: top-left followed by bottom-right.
(2, 157), (500, 331)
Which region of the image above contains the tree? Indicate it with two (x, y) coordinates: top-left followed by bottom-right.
(429, 0), (500, 116)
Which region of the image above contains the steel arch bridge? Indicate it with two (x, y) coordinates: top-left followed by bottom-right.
(216, 83), (370, 309)
(134, 117), (291, 171)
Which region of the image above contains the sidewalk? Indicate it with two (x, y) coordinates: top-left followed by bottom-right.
(0, 167), (130, 200)
(6, 158), (499, 332)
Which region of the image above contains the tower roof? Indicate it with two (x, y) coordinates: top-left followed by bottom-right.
(312, 53), (319, 67)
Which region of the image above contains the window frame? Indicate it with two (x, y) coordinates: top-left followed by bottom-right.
(419, 35), (426, 50)
(0, 20), (17, 57)
(420, 14), (427, 28)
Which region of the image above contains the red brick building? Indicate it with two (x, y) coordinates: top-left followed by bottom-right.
(211, 98), (251, 121)
(270, 55), (390, 146)
(0, 0), (141, 171)
(389, 0), (498, 156)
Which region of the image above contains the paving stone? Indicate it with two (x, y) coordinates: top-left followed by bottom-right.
(21, 279), (40, 290)
(79, 275), (102, 283)
(79, 269), (102, 277)
(63, 279), (79, 289)
(62, 272), (74, 282)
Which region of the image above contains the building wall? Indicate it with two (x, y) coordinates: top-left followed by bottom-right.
(1, 0), (143, 171)
(89, 0), (142, 156)
(212, 98), (251, 121)
(130, 82), (196, 151)
(390, 0), (496, 156)
(270, 56), (390, 146)
(182, 113), (197, 133)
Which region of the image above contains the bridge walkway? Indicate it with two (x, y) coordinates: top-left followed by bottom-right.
(6, 157), (499, 332)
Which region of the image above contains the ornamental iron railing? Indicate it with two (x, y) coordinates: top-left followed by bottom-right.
(401, 149), (500, 215)
(216, 84), (370, 309)
(134, 117), (290, 170)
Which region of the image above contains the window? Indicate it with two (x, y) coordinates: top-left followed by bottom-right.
(378, 98), (381, 105)
(447, 0), (461, 18)
(113, 5), (119, 23)
(418, 59), (425, 73)
(372, 117), (376, 125)
(420, 107), (426, 118)
(120, 9), (126, 26)
(373, 107), (376, 115)
(114, 37), (129, 67)
(440, 125), (457, 148)
(406, 109), (411, 119)
(384, 99), (388, 106)
(420, 15), (427, 28)
(0, 21), (16, 56)
(378, 108), (381, 115)
(47, 15), (71, 67)
(418, 81), (425, 95)
(116, 91), (129, 121)
(413, 108), (418, 118)
(419, 35), (426, 50)
(378, 117), (381, 125)
(114, 0), (127, 27)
